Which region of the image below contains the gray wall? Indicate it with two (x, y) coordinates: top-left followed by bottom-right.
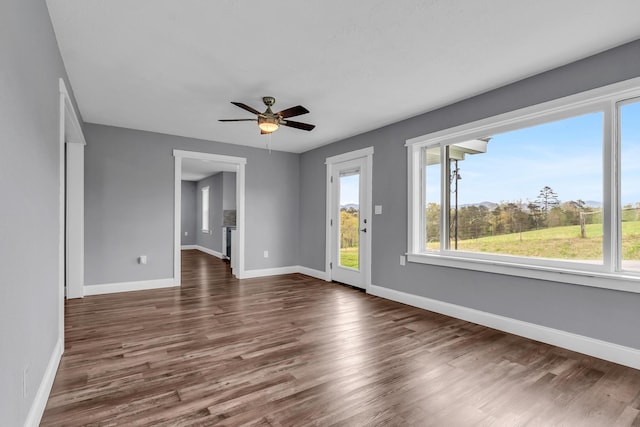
(181, 181), (197, 245)
(0, 1), (81, 425)
(84, 124), (300, 285)
(299, 39), (640, 350)
(196, 173), (223, 253)
(222, 171), (236, 210)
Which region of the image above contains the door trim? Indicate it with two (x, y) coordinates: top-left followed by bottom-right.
(58, 78), (86, 339)
(173, 150), (247, 283)
(325, 147), (374, 290)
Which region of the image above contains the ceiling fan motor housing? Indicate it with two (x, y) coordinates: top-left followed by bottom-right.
(262, 96), (276, 107)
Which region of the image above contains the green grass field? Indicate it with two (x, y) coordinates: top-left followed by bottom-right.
(428, 221), (640, 260)
(339, 247), (359, 268)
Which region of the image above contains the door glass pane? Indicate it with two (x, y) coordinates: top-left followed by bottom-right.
(339, 170), (359, 269)
(620, 99), (640, 272)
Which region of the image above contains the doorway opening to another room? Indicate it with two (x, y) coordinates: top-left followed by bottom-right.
(173, 150), (246, 284)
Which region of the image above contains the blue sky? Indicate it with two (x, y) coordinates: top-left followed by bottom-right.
(340, 174), (360, 206)
(621, 101), (640, 206)
(426, 101), (640, 206)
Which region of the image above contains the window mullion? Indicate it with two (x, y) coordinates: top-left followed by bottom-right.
(418, 146), (426, 253)
(614, 101), (622, 272)
(441, 145), (450, 251)
(601, 104), (615, 271)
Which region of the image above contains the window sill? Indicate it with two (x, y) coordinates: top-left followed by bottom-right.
(406, 252), (640, 294)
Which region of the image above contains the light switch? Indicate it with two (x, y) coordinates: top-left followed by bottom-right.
(375, 205), (382, 215)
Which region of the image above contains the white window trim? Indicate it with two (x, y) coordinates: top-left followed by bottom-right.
(406, 76), (640, 294)
(201, 186), (210, 233)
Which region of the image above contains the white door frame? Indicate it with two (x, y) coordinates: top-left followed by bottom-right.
(173, 150), (247, 282)
(58, 78), (86, 343)
(325, 146), (374, 290)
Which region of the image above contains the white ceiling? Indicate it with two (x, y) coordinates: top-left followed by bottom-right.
(46, 0), (640, 153)
(181, 158), (236, 182)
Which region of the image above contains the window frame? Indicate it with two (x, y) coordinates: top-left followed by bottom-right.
(406, 77), (640, 294)
(201, 185), (210, 233)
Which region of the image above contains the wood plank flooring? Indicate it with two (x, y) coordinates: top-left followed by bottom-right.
(41, 250), (640, 426)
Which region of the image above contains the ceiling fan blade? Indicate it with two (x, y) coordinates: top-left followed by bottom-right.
(276, 105), (309, 119)
(218, 119), (257, 122)
(282, 120), (315, 131)
(231, 102), (262, 116)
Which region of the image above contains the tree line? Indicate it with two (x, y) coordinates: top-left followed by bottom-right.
(427, 186), (621, 243)
(340, 207), (360, 248)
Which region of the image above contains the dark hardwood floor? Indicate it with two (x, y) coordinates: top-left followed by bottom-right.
(41, 250), (640, 426)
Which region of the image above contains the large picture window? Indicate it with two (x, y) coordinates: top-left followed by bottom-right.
(423, 113), (604, 262)
(407, 82), (640, 292)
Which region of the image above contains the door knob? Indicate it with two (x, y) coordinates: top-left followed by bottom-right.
(360, 228), (367, 233)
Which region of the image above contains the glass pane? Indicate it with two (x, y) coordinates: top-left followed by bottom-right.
(339, 171), (359, 269)
(423, 146), (441, 251)
(202, 187), (209, 232)
(620, 99), (640, 272)
(446, 112), (603, 263)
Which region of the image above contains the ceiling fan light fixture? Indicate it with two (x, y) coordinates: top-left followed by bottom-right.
(258, 116), (279, 133)
(220, 97), (314, 134)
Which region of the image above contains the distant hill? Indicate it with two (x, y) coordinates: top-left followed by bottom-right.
(341, 203), (359, 210)
(460, 201), (498, 210)
(460, 200), (602, 210)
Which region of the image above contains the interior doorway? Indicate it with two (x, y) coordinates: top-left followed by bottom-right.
(325, 147), (373, 290)
(173, 150), (247, 283)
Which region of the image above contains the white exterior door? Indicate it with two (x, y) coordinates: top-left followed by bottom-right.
(329, 156), (370, 288)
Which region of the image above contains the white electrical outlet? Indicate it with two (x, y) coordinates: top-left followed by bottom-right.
(139, 255), (147, 265)
(375, 205), (382, 215)
(400, 255), (406, 266)
(264, 250), (269, 258)
(184, 231), (188, 236)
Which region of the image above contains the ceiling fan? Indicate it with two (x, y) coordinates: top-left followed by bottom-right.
(219, 96), (315, 134)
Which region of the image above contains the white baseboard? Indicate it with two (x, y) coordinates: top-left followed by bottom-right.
(297, 266), (330, 281)
(233, 265), (328, 280)
(24, 338), (63, 427)
(84, 278), (176, 296)
(369, 284), (640, 370)
(240, 265), (328, 280)
(193, 245), (224, 259)
(240, 266), (300, 279)
(184, 249), (326, 281)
